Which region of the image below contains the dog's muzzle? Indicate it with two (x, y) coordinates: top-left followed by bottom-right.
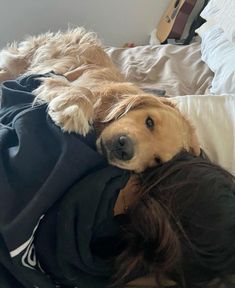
(100, 135), (134, 162)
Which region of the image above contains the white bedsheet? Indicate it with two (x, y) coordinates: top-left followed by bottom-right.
(173, 94), (235, 175)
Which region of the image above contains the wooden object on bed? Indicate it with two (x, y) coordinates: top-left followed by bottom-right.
(156, 0), (197, 43)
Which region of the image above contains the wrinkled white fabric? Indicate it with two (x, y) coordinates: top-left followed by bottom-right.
(200, 26), (235, 94)
(201, 0), (235, 43)
(106, 42), (213, 96)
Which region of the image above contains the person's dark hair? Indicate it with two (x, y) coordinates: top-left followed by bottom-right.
(114, 152), (235, 287)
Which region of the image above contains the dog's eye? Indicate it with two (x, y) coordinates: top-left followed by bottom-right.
(145, 117), (154, 130)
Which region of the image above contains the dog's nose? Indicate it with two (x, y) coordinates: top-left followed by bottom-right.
(112, 135), (134, 161)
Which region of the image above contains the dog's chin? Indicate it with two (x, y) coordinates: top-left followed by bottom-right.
(96, 137), (108, 159)
(106, 157), (138, 172)
(96, 138), (119, 166)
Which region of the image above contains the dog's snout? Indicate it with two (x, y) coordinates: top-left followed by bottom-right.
(113, 135), (134, 161)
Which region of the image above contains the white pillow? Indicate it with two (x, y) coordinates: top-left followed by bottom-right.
(200, 0), (235, 43)
(195, 18), (216, 37)
(172, 95), (235, 175)
(200, 26), (235, 94)
(219, 2), (235, 43)
(200, 0), (221, 20)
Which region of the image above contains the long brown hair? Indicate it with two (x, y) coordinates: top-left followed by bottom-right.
(114, 152), (235, 287)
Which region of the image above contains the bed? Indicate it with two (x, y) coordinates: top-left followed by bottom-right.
(105, 0), (235, 287)
(1, 1), (235, 287)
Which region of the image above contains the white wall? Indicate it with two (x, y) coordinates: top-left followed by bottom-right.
(0, 0), (170, 48)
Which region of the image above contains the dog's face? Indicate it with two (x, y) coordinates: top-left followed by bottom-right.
(96, 94), (200, 172)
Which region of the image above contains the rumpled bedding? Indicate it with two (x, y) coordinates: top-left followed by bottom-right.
(1, 40), (235, 288)
(106, 42), (214, 97)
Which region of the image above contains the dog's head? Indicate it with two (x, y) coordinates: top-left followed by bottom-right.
(96, 94), (200, 172)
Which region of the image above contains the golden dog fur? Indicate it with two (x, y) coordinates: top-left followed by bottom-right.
(0, 27), (200, 172)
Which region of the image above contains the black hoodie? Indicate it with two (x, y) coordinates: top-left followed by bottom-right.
(0, 74), (130, 288)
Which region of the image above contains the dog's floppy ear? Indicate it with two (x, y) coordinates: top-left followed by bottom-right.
(103, 94), (163, 122)
(188, 128), (201, 156)
(161, 98), (201, 156)
(158, 97), (178, 109)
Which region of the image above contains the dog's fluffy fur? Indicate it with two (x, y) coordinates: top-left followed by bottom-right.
(0, 27), (200, 172)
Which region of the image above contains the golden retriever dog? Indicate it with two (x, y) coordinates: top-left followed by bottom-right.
(0, 27), (200, 172)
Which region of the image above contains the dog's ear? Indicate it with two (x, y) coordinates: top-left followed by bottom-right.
(103, 94), (164, 122)
(158, 97), (177, 109)
(189, 129), (201, 156)
(161, 98), (201, 156)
